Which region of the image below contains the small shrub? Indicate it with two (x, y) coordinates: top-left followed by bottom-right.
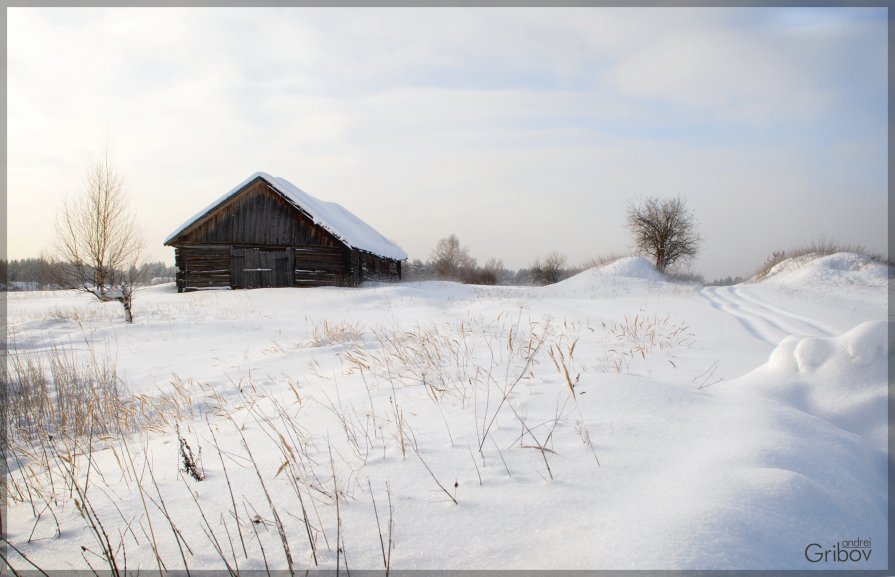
(530, 251), (570, 286)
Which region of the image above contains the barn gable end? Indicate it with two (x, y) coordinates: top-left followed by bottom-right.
(175, 178), (342, 249)
(165, 174), (406, 291)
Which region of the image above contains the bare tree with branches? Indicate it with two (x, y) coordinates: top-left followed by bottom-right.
(54, 150), (146, 322)
(429, 234), (476, 281)
(626, 196), (701, 272)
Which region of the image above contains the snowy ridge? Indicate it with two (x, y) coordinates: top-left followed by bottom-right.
(164, 172), (408, 260)
(757, 252), (889, 288)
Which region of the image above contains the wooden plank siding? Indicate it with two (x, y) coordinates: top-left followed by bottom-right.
(358, 251), (401, 283)
(232, 247), (294, 289)
(175, 246), (231, 290)
(294, 246), (348, 287)
(177, 180), (342, 249)
(169, 177), (403, 292)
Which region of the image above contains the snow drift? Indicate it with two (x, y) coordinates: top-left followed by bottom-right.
(738, 320), (889, 452)
(758, 252), (890, 288)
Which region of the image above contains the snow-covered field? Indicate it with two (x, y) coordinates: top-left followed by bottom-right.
(4, 254), (890, 571)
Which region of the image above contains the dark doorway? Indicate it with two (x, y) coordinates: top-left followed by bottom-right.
(231, 248), (293, 288)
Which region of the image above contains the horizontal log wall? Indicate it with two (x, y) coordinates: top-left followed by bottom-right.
(294, 246), (350, 287)
(356, 251), (401, 283)
(175, 244), (401, 290)
(176, 246), (231, 291)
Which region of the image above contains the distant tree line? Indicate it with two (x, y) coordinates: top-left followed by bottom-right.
(2, 258), (56, 289)
(704, 275), (747, 286)
(1, 258), (176, 291)
(403, 234), (582, 286)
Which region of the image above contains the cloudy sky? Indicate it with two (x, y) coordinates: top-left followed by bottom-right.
(7, 7), (888, 280)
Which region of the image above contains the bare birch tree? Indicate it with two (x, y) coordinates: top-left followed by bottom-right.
(626, 196), (701, 272)
(429, 234), (476, 281)
(54, 150), (146, 322)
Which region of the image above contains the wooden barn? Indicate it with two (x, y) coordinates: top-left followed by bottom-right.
(164, 173), (407, 291)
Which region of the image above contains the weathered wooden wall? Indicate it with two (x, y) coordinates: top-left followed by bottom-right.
(175, 246), (231, 290)
(177, 179), (341, 249)
(294, 246), (349, 286)
(357, 251), (401, 283)
(232, 247), (294, 289)
(175, 244), (402, 291)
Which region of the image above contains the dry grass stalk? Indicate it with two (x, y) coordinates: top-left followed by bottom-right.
(232, 418), (296, 576)
(206, 417), (248, 559)
(308, 319), (365, 347)
(600, 313), (693, 373)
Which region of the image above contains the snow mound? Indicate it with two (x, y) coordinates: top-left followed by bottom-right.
(759, 252), (890, 289)
(542, 257), (668, 298)
(739, 320), (889, 451)
(597, 256), (666, 281)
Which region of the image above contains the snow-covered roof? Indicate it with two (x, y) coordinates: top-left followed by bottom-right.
(164, 172), (408, 260)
